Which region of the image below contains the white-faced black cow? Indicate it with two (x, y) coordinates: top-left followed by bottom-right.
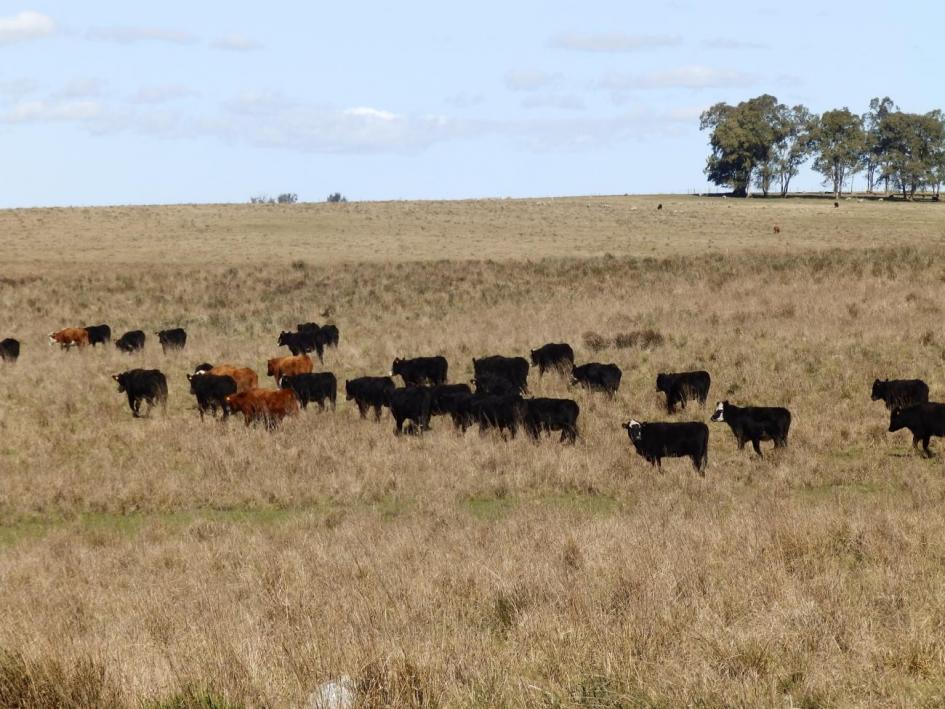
(571, 363), (622, 397)
(113, 369), (168, 418)
(529, 343), (574, 377)
(622, 419), (708, 475)
(656, 370), (711, 413)
(391, 356), (448, 386)
(888, 403), (945, 457)
(871, 379), (929, 411)
(710, 401), (791, 457)
(0, 338), (20, 363)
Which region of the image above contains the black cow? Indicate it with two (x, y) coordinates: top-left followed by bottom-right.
(429, 383), (473, 416)
(871, 379), (929, 411)
(0, 338), (20, 363)
(473, 374), (521, 397)
(156, 328), (187, 353)
(389, 387), (433, 435)
(345, 376), (396, 420)
(85, 324), (111, 347)
(297, 322), (319, 333)
(112, 369), (168, 417)
(391, 356), (448, 386)
(115, 330), (146, 353)
(656, 370), (711, 413)
(571, 363), (622, 396)
(278, 330), (320, 358)
(280, 372), (337, 410)
(318, 324), (339, 348)
(623, 420), (709, 474)
(187, 373), (237, 420)
(471, 394), (526, 438)
(710, 401), (791, 457)
(530, 343), (574, 377)
(888, 403), (945, 456)
(524, 397), (579, 443)
(473, 356), (529, 394)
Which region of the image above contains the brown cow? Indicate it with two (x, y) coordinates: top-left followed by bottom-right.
(225, 388), (299, 428)
(197, 363), (258, 393)
(49, 328), (89, 349)
(267, 354), (313, 382)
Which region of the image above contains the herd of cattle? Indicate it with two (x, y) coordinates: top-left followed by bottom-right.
(1, 325), (943, 474)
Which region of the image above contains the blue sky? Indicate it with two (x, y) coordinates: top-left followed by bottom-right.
(0, 1), (937, 207)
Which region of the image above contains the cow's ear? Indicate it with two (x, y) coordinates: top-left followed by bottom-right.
(111, 374), (120, 381)
(186, 374), (193, 381)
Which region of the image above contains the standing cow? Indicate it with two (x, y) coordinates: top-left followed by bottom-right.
(530, 343), (574, 377)
(656, 370), (711, 413)
(623, 419), (709, 474)
(112, 369), (168, 418)
(49, 328), (89, 350)
(391, 356), (448, 386)
(710, 401), (791, 457)
(0, 338), (20, 363)
(871, 379), (929, 411)
(156, 328), (187, 353)
(888, 403), (945, 457)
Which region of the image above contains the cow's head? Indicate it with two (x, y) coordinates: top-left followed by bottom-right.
(112, 372), (127, 392)
(277, 331), (294, 346)
(870, 379), (885, 401)
(655, 373), (669, 392)
(390, 358), (404, 377)
(888, 407), (908, 433)
(266, 359), (278, 376)
(344, 380), (354, 400)
(622, 419), (643, 441)
(710, 401), (727, 422)
(278, 375), (291, 389)
(194, 363), (214, 375)
(529, 350), (538, 365)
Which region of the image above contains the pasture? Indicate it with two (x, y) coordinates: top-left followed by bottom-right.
(2, 195), (945, 707)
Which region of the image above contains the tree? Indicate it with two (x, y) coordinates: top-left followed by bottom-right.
(700, 94), (783, 197)
(810, 108), (866, 199)
(277, 193), (298, 204)
(875, 110), (945, 199)
(773, 104), (815, 197)
(326, 192), (347, 203)
(863, 97), (898, 193)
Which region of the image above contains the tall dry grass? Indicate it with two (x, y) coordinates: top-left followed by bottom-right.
(1, 199), (945, 706)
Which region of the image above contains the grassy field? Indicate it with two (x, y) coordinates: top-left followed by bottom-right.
(2, 195), (945, 707)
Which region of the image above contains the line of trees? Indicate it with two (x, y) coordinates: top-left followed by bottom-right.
(699, 95), (945, 200)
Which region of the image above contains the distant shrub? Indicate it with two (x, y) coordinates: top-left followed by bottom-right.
(249, 194), (273, 205)
(614, 329), (665, 350)
(327, 192), (347, 203)
(276, 193), (298, 204)
(583, 331), (610, 352)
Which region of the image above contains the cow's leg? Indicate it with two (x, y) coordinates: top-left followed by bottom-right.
(394, 416), (403, 435)
(127, 393), (139, 417)
(923, 437), (932, 456)
(737, 436), (746, 450)
(355, 401), (367, 418)
(373, 404), (382, 421)
(752, 439), (763, 457)
(912, 435), (921, 450)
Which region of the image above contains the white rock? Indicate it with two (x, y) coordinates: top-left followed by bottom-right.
(307, 676), (356, 709)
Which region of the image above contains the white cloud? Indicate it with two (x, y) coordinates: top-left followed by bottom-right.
(55, 78), (105, 99)
(1, 98), (103, 123)
(86, 26), (196, 45)
(521, 95), (585, 111)
(0, 78), (40, 98)
(210, 34), (262, 51)
(223, 90), (294, 116)
(444, 92), (484, 109)
(599, 65), (757, 91)
(0, 11), (55, 45)
(702, 38), (767, 50)
(505, 69), (561, 92)
(131, 84), (198, 104)
(550, 32), (680, 52)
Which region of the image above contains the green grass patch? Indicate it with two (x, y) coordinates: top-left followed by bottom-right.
(463, 492), (619, 520)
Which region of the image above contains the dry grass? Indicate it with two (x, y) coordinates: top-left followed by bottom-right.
(2, 197), (945, 706)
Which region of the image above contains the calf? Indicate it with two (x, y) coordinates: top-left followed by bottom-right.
(0, 338), (20, 363)
(115, 330), (146, 353)
(530, 343), (574, 377)
(656, 370), (711, 413)
(524, 397), (579, 443)
(195, 363), (258, 393)
(280, 372), (337, 410)
(85, 324), (111, 347)
(187, 373), (237, 420)
(571, 363), (622, 396)
(471, 394), (526, 438)
(49, 327), (89, 350)
(112, 369), (168, 418)
(871, 379), (929, 411)
(623, 419), (708, 474)
(389, 387), (433, 435)
(225, 388), (299, 428)
(473, 355), (529, 394)
(345, 376), (396, 420)
(267, 355), (313, 382)
(710, 401), (791, 457)
(156, 328), (187, 353)
(391, 356), (448, 386)
(888, 403), (945, 456)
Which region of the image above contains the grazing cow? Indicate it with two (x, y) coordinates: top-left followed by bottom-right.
(710, 401), (791, 457)
(524, 397), (579, 443)
(115, 330), (145, 353)
(529, 343), (575, 377)
(888, 403), (945, 456)
(622, 419), (709, 474)
(112, 369), (168, 418)
(49, 328), (89, 350)
(156, 328), (187, 353)
(345, 376), (396, 420)
(194, 363), (258, 393)
(391, 356), (448, 386)
(187, 373), (237, 420)
(267, 354), (313, 382)
(225, 388), (299, 428)
(656, 370), (711, 413)
(389, 387), (434, 435)
(85, 324), (111, 347)
(571, 363), (622, 396)
(471, 394), (526, 438)
(278, 330), (320, 358)
(429, 383), (473, 416)
(0, 338), (20, 363)
(473, 356), (529, 394)
(473, 374), (521, 397)
(871, 379), (929, 411)
(279, 372), (337, 410)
